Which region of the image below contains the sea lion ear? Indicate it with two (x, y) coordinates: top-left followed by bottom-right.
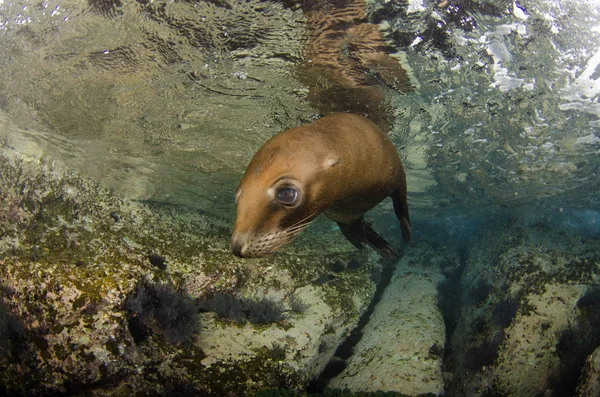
(323, 157), (340, 169)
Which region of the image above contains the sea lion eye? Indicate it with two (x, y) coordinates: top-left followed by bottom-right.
(276, 187), (299, 205)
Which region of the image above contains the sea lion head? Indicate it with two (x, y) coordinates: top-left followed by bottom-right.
(231, 133), (339, 258)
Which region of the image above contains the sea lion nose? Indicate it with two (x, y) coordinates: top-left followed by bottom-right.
(230, 232), (246, 258)
(232, 245), (243, 258)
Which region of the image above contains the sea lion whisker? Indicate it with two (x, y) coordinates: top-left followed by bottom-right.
(284, 220), (314, 234)
(285, 212), (318, 231)
(281, 230), (304, 243)
(287, 210), (319, 229)
(271, 231), (305, 252)
(282, 222), (314, 238)
(280, 224), (310, 242)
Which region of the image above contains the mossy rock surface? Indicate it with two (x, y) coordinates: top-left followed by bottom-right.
(0, 153), (380, 395)
(446, 220), (600, 396)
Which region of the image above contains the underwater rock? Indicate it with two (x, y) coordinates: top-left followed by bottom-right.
(328, 241), (447, 395)
(445, 216), (600, 397)
(577, 345), (600, 397)
(0, 151), (380, 395)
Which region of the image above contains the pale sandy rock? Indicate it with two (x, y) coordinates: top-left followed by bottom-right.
(492, 283), (584, 395)
(198, 285), (350, 379)
(328, 259), (446, 395)
(0, 152), (379, 395)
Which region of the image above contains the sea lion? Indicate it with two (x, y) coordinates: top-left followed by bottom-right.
(231, 113), (410, 260)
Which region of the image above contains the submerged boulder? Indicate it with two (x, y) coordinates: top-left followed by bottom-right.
(444, 218), (600, 397)
(577, 345), (600, 396)
(327, 240), (447, 395)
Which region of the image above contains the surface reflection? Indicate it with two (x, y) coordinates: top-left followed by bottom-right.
(0, 0), (598, 217)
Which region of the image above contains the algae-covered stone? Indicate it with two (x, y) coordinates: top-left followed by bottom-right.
(445, 219), (600, 397)
(577, 345), (600, 397)
(0, 152), (380, 395)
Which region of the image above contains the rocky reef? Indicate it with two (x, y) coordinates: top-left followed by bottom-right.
(2, 150), (600, 396)
(441, 214), (600, 396)
(0, 151), (382, 395)
(328, 239), (448, 395)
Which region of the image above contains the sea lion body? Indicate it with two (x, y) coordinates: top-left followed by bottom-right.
(231, 113), (410, 259)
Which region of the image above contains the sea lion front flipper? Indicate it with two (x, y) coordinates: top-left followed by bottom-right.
(336, 219), (400, 261)
(391, 189), (411, 243)
(337, 222), (365, 250)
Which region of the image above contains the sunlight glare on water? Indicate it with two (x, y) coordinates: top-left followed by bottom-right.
(379, 0), (600, 211)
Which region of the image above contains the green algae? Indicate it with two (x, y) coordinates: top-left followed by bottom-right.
(320, 263), (378, 319)
(446, 219), (600, 396)
(253, 388), (418, 396)
(196, 357), (304, 395)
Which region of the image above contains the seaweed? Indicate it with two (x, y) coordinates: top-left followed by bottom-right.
(552, 287), (600, 395)
(436, 268), (462, 342)
(554, 320), (592, 395)
(577, 288), (600, 331)
(464, 331), (504, 370)
(244, 297), (287, 324)
(318, 339), (329, 354)
(468, 282), (492, 306)
(330, 260), (346, 273)
(555, 321), (585, 360)
(346, 258), (361, 270)
(576, 287), (600, 309)
(197, 293), (287, 324)
(266, 342), (287, 361)
(162, 378), (199, 397)
(428, 342), (444, 359)
(288, 294), (309, 314)
(492, 297), (519, 328)
(0, 299), (26, 362)
(125, 279), (199, 344)
(254, 387), (416, 396)
(471, 315), (488, 335)
(148, 252), (167, 270)
(480, 386), (509, 397)
(197, 292), (247, 323)
(87, 0), (123, 18)
(127, 316), (151, 344)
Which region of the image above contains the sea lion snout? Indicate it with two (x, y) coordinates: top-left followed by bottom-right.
(230, 228), (293, 258)
(231, 195), (315, 258)
(230, 231), (246, 257)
